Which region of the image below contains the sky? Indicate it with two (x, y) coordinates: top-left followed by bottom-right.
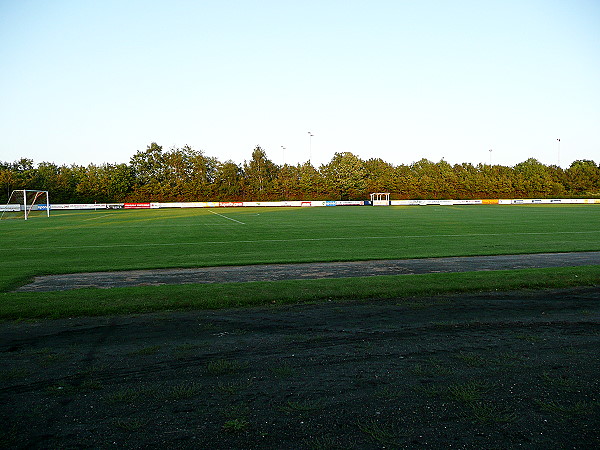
(1, 0), (599, 169)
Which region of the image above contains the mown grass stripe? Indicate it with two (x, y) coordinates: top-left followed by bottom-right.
(8, 229), (600, 251)
(1, 266), (599, 320)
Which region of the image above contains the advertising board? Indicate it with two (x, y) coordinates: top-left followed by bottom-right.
(391, 200), (416, 205)
(242, 201), (305, 207)
(0, 204), (20, 212)
(391, 200), (453, 206)
(10, 198), (598, 212)
(456, 200), (484, 205)
(51, 204), (112, 210)
(280, 201), (304, 207)
(335, 201), (365, 206)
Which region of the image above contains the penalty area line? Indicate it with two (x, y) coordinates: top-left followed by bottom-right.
(209, 210), (245, 224)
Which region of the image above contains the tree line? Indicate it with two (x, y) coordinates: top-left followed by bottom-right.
(1, 142), (599, 204)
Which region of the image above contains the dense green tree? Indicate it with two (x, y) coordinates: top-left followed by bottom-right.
(273, 164), (300, 200)
(3, 143), (600, 203)
(321, 152), (367, 200)
(364, 158), (396, 194)
(513, 158), (563, 197)
(76, 164), (133, 203)
(565, 160), (599, 195)
(0, 167), (17, 203)
(393, 164), (415, 199)
(162, 145), (211, 200)
(297, 162), (325, 199)
(409, 159), (438, 198)
(243, 146), (278, 200)
(129, 142), (166, 200)
(212, 160), (243, 201)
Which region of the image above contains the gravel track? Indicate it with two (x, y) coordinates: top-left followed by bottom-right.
(15, 251), (600, 292)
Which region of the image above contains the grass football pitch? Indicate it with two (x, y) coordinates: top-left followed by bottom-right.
(2, 205), (600, 319)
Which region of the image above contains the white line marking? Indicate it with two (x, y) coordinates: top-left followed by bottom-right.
(83, 214), (114, 221)
(209, 210), (245, 224)
(10, 230), (600, 251)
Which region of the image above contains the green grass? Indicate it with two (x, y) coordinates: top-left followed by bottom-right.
(105, 387), (148, 404)
(207, 359), (249, 376)
(468, 402), (517, 424)
(278, 399), (323, 413)
(270, 363), (296, 378)
(217, 380), (253, 395)
(535, 399), (598, 418)
(448, 380), (490, 403)
(128, 345), (161, 356)
(114, 418), (147, 432)
(222, 418), (250, 433)
(357, 419), (409, 446)
(1, 205), (600, 319)
(1, 265), (599, 320)
(167, 382), (203, 400)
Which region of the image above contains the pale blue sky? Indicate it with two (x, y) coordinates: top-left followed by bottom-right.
(1, 0), (599, 168)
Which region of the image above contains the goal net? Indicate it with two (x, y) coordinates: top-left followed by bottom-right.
(1, 190), (50, 220)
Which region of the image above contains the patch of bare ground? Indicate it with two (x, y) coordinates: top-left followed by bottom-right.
(15, 251), (600, 291)
(1, 286), (599, 448)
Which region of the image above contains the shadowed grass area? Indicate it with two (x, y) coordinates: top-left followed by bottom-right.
(1, 265), (599, 320)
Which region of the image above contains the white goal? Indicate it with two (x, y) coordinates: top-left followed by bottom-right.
(1, 190), (50, 220)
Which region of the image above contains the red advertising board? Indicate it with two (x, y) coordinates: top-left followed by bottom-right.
(219, 202), (243, 207)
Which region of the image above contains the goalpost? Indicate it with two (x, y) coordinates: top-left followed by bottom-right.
(1, 190), (50, 220)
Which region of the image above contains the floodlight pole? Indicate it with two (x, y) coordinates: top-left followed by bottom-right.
(489, 149), (492, 165)
(281, 146), (286, 166)
(556, 138), (561, 167)
(308, 132), (314, 163)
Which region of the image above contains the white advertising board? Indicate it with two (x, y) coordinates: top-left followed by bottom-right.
(232, 201), (303, 207)
(51, 203), (110, 210)
(0, 204), (20, 212)
(335, 201), (365, 206)
(509, 199), (592, 205)
(453, 200), (483, 205)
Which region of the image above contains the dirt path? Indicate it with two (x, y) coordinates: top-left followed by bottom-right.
(15, 251), (600, 292)
(1, 287), (599, 448)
